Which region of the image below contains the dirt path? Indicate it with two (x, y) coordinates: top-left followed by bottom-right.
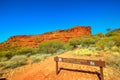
(4, 49), (118, 80)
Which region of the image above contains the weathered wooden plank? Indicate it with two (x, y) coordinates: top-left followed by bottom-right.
(54, 57), (105, 67)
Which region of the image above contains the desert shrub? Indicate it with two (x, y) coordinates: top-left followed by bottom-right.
(0, 50), (15, 59)
(106, 28), (120, 37)
(79, 36), (98, 48)
(95, 37), (115, 50)
(16, 47), (35, 55)
(3, 55), (27, 69)
(68, 38), (80, 48)
(0, 62), (6, 67)
(111, 46), (119, 52)
(30, 54), (52, 63)
(38, 40), (64, 54)
(106, 28), (120, 46)
(95, 32), (105, 38)
(106, 32), (117, 37)
(74, 49), (93, 56)
(0, 47), (36, 59)
(63, 43), (74, 51)
(111, 35), (120, 47)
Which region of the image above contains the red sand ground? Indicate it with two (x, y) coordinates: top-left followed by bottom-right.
(4, 49), (120, 80)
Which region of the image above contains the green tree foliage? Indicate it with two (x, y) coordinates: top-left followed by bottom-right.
(16, 47), (35, 55)
(106, 28), (111, 32)
(95, 37), (115, 50)
(94, 32), (105, 38)
(68, 38), (80, 48)
(106, 28), (120, 37)
(38, 40), (64, 54)
(106, 28), (120, 46)
(0, 47), (35, 58)
(79, 36), (98, 48)
(112, 36), (120, 46)
(63, 43), (74, 51)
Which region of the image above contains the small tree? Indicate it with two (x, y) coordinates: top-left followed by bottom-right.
(68, 38), (80, 48)
(106, 28), (111, 32)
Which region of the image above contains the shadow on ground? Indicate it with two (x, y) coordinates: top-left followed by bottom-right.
(58, 67), (101, 80)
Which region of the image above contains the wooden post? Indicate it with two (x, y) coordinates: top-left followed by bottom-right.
(54, 56), (59, 75)
(100, 66), (104, 80)
(56, 61), (58, 75)
(0, 78), (6, 80)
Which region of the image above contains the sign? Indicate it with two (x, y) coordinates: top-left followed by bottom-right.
(58, 57), (62, 62)
(54, 56), (105, 80)
(90, 61), (95, 66)
(54, 57), (105, 67)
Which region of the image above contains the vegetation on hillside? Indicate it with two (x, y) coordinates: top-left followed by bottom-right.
(74, 28), (120, 71)
(0, 28), (120, 72)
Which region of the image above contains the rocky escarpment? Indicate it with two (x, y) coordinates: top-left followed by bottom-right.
(0, 26), (91, 47)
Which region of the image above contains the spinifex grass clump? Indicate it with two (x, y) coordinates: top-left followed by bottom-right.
(74, 48), (101, 57)
(3, 55), (27, 69)
(104, 55), (120, 70)
(74, 49), (93, 56)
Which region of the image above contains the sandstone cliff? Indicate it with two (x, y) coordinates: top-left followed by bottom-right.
(0, 26), (91, 47)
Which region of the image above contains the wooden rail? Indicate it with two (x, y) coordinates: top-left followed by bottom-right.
(54, 56), (105, 80)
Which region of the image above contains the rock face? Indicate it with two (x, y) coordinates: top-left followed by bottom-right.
(0, 26), (91, 47)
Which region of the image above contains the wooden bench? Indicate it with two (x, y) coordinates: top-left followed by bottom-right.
(54, 56), (105, 80)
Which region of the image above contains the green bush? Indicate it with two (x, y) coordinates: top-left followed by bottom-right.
(95, 32), (105, 38)
(38, 40), (64, 54)
(68, 38), (80, 48)
(0, 62), (6, 67)
(16, 47), (35, 55)
(112, 35), (120, 46)
(111, 46), (119, 52)
(95, 37), (115, 50)
(0, 50), (15, 59)
(0, 47), (36, 59)
(106, 28), (120, 47)
(79, 36), (98, 48)
(3, 55), (27, 69)
(63, 43), (74, 51)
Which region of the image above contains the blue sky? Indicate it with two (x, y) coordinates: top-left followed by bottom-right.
(0, 0), (120, 43)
